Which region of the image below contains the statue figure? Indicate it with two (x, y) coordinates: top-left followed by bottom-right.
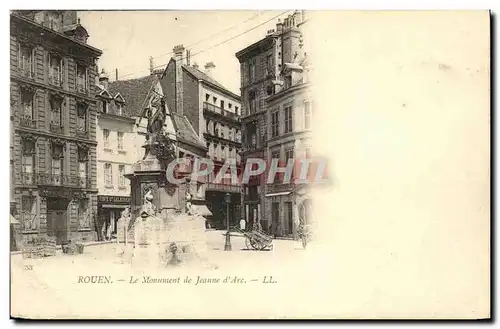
(140, 189), (157, 218)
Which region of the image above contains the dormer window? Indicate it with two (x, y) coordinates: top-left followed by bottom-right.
(102, 101), (108, 113)
(116, 102), (122, 115)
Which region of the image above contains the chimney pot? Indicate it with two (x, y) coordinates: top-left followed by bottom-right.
(204, 62), (215, 78)
(173, 44), (185, 65)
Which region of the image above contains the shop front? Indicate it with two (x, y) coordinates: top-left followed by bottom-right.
(97, 195), (131, 240)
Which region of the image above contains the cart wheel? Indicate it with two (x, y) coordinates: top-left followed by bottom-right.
(245, 237), (253, 250)
(250, 238), (260, 250)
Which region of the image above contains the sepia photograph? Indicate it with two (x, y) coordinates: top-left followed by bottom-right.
(7, 8), (490, 320)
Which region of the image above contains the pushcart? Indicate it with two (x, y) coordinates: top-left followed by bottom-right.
(233, 227), (273, 251)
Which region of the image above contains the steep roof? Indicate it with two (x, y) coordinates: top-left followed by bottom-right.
(170, 113), (206, 150)
(107, 75), (157, 117)
(182, 65), (227, 91)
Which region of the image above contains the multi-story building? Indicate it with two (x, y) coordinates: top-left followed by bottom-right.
(10, 10), (102, 245)
(160, 45), (242, 228)
(94, 69), (138, 239)
(236, 11), (309, 234)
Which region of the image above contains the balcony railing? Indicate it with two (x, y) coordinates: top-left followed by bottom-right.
(76, 129), (89, 139)
(266, 182), (296, 194)
(76, 83), (87, 94)
(50, 123), (64, 134)
(203, 102), (240, 121)
(19, 115), (36, 129)
(19, 67), (33, 79)
(20, 172), (92, 188)
(21, 212), (38, 231)
(49, 74), (62, 87)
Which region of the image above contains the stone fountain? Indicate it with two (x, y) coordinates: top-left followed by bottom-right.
(118, 99), (212, 269)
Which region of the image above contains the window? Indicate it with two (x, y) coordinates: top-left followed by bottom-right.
(220, 100), (224, 110)
(205, 93), (210, 102)
(304, 101), (311, 129)
(251, 134), (257, 146)
(20, 88), (34, 121)
(117, 132), (124, 150)
(48, 53), (62, 86)
(235, 129), (241, 142)
(116, 102), (122, 115)
(284, 106), (293, 133)
(49, 96), (63, 132)
(228, 103), (232, 109)
(78, 199), (90, 229)
(271, 111), (279, 137)
(104, 163), (113, 186)
(285, 148), (294, 162)
(228, 129), (233, 141)
(213, 96), (217, 104)
(51, 143), (64, 186)
(266, 54), (273, 75)
(103, 129), (110, 148)
(118, 165), (126, 188)
(18, 43), (33, 78)
(249, 58), (256, 82)
(22, 139), (35, 184)
(249, 90), (257, 114)
(76, 64), (88, 93)
(235, 106), (239, 115)
(102, 101), (107, 113)
(220, 125), (225, 138)
(271, 150), (280, 159)
(78, 147), (88, 188)
(21, 195), (37, 230)
(77, 103), (87, 132)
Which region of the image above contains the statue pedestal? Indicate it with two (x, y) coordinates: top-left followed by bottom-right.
(131, 216), (165, 268)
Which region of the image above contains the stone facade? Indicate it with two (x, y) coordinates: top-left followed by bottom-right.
(10, 11), (102, 246)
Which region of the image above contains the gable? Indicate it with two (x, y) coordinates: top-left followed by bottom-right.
(114, 93), (125, 103)
(98, 89), (112, 99)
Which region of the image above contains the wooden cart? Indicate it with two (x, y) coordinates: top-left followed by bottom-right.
(233, 227), (273, 251)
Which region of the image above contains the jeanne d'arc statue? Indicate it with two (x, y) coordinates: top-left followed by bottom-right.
(140, 93), (176, 169)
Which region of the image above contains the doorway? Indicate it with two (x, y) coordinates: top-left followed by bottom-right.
(46, 197), (69, 245)
(271, 202), (279, 236)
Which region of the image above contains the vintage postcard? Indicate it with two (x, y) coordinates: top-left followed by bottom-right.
(9, 10), (490, 319)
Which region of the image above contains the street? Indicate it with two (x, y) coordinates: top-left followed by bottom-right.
(11, 230), (317, 319)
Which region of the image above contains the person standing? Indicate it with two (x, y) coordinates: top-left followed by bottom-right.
(239, 218), (246, 231)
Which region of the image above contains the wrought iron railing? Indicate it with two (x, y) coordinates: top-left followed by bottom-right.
(19, 115), (36, 129)
(76, 83), (87, 94)
(22, 172), (92, 188)
(48, 74), (62, 87)
(50, 122), (64, 134)
(203, 102), (240, 120)
(19, 67), (33, 79)
(206, 182), (241, 193)
(76, 129), (89, 139)
(21, 212), (38, 231)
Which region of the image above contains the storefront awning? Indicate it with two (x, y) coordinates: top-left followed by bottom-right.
(265, 192), (291, 197)
(192, 205), (213, 217)
(10, 215), (20, 225)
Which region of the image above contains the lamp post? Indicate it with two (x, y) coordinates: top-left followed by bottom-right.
(224, 193), (232, 251)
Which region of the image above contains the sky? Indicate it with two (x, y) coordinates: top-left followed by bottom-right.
(79, 10), (289, 95)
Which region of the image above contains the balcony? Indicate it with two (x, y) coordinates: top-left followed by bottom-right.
(48, 74), (62, 87)
(49, 122), (64, 134)
(244, 192), (260, 202)
(266, 182), (296, 194)
(76, 129), (89, 139)
(19, 67), (33, 79)
(76, 83), (87, 94)
(21, 172), (92, 188)
(203, 102), (240, 121)
(19, 115), (36, 129)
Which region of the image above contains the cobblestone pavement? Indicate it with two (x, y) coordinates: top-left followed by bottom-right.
(11, 230), (315, 319)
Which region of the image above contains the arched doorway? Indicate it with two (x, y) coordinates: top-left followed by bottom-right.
(298, 199), (312, 226)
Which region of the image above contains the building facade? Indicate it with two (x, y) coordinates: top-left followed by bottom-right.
(93, 70), (137, 239)
(236, 11), (307, 233)
(160, 45), (242, 229)
(10, 10), (102, 246)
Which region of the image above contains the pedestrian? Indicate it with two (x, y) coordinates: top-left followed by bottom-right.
(239, 218), (246, 231)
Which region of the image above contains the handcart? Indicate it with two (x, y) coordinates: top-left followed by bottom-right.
(233, 227), (273, 251)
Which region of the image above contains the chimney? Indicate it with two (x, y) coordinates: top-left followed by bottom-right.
(186, 49), (191, 66)
(276, 18), (283, 34)
(173, 45), (185, 115)
(204, 62), (215, 78)
(99, 69), (109, 90)
(149, 56), (154, 75)
(193, 62), (199, 70)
